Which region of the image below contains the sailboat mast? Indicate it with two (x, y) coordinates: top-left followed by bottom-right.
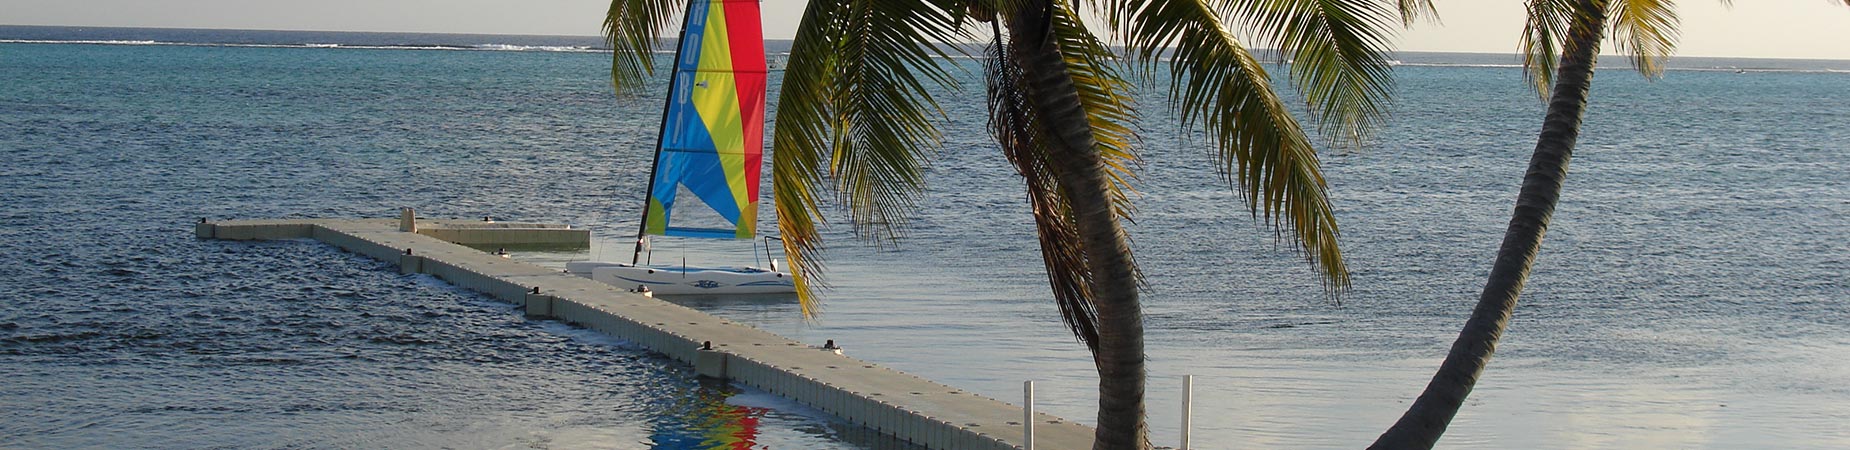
(631, 0), (702, 265)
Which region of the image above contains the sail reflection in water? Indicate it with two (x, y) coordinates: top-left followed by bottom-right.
(650, 382), (767, 449)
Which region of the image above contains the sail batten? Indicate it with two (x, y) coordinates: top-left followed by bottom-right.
(642, 0), (766, 240)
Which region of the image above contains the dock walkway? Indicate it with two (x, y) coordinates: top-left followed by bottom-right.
(199, 217), (1096, 450)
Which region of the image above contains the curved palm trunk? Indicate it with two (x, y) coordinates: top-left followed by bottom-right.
(1369, 2), (1607, 448)
(1005, 3), (1149, 449)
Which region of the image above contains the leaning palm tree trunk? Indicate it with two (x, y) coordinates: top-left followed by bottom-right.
(1004, 2), (1149, 448)
(1369, 1), (1608, 448)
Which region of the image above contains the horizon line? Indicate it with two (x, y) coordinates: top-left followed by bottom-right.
(4, 23), (1848, 62)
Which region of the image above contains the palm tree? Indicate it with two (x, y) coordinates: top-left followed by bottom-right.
(1370, 0), (1850, 448)
(607, 0), (1427, 447)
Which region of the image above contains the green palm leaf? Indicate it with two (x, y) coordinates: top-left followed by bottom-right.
(1098, 0), (1354, 290)
(1100, 0), (1402, 147)
(1397, 0), (1439, 24)
(1524, 0), (1683, 96)
(1221, 0), (1401, 147)
(1521, 0), (1575, 98)
(771, 0), (972, 315)
(603, 0), (685, 93)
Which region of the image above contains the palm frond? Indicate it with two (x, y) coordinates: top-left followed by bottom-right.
(769, 0), (843, 316)
(772, 0), (970, 315)
(1397, 0), (1439, 25)
(1047, 2), (1143, 225)
(1094, 0), (1351, 291)
(1522, 0), (1576, 98)
(1609, 0), (1679, 77)
(827, 0), (967, 243)
(984, 0), (1143, 351)
(987, 27), (1101, 351)
(604, 0), (686, 93)
(1225, 0), (1400, 147)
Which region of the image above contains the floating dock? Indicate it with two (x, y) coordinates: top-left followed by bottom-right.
(199, 216), (1096, 449)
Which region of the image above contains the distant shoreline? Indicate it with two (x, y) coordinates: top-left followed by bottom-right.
(4, 24), (1847, 72)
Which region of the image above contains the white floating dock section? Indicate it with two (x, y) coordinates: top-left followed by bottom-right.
(199, 217), (1096, 449)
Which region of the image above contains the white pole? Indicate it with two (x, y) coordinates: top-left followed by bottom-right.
(1024, 380), (1035, 450)
(1181, 375), (1194, 450)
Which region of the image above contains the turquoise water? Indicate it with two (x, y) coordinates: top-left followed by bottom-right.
(3, 26), (1848, 449)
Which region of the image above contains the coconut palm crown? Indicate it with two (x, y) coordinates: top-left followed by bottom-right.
(606, 0), (1431, 447)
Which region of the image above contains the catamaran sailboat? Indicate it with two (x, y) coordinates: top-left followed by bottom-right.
(567, 0), (794, 295)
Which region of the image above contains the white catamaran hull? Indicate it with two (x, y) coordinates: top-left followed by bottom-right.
(566, 261), (795, 295)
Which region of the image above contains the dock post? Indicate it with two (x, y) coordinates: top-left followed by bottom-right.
(695, 341), (728, 380)
(1181, 375), (1194, 450)
(523, 287), (554, 318)
(399, 207), (416, 232)
(397, 248), (422, 275)
(1024, 380), (1035, 450)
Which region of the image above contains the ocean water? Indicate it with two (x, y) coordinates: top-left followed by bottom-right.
(3, 25), (1847, 449)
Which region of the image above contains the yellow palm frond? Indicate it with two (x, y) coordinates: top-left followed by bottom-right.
(1521, 0), (1577, 98)
(1048, 2), (1143, 226)
(1610, 0), (1679, 77)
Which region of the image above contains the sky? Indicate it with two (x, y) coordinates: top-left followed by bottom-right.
(5, 0), (1850, 60)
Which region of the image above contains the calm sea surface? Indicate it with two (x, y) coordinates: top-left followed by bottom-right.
(2, 26), (1846, 449)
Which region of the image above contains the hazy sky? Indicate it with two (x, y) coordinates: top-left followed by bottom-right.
(6, 0), (1849, 59)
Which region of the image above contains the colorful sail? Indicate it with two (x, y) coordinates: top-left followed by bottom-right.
(643, 0), (767, 240)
